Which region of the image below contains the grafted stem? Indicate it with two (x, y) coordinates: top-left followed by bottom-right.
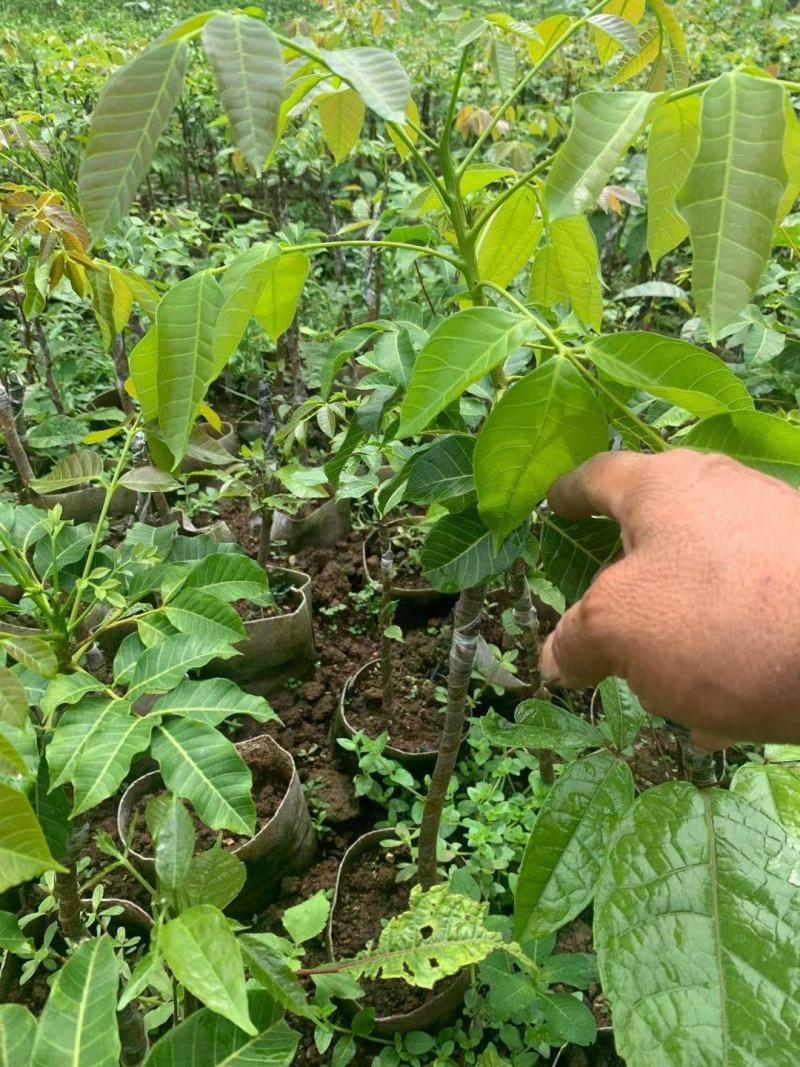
(378, 521), (395, 717)
(418, 584), (486, 888)
(117, 999), (149, 1066)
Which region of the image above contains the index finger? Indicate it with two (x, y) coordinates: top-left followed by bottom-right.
(547, 451), (652, 523)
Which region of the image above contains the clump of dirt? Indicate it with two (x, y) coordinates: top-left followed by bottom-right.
(342, 626), (453, 752)
(233, 569), (304, 622)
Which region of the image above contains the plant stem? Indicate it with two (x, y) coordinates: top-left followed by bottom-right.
(377, 521), (395, 716)
(55, 861), (88, 942)
(0, 385), (33, 486)
(289, 238), (463, 272)
(418, 584), (486, 889)
(458, 0), (609, 176)
(117, 999), (149, 1066)
(507, 558), (554, 785)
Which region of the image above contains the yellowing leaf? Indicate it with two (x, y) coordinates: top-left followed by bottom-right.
(528, 15), (573, 62)
(593, 0), (645, 64)
(387, 97), (420, 160)
(318, 89), (365, 163)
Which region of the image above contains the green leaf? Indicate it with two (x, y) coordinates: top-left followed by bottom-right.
(27, 415), (88, 451)
(202, 14), (284, 174)
(0, 911), (33, 952)
(540, 515), (621, 604)
(176, 841), (247, 912)
(253, 252), (309, 343)
(29, 450), (104, 493)
(143, 991), (297, 1067)
(78, 40), (189, 240)
(340, 884), (503, 987)
(152, 718), (255, 836)
(529, 215), (603, 330)
(119, 465), (181, 492)
(129, 325), (159, 424)
(404, 436), (475, 506)
(545, 91), (651, 220)
(240, 933), (315, 1018)
(0, 1005), (36, 1067)
(156, 271), (225, 463)
(515, 751), (634, 942)
(282, 891), (330, 945)
(595, 783), (800, 1067)
(179, 552), (269, 604)
(610, 26), (660, 86)
(152, 677), (274, 728)
(482, 702), (604, 755)
(646, 96), (701, 267)
(48, 697), (156, 816)
(598, 676), (646, 749)
(0, 733), (27, 777)
(319, 47), (410, 123)
(165, 590), (246, 645)
(537, 991), (596, 1046)
(538, 952), (599, 990)
(682, 410), (800, 487)
(730, 763), (800, 838)
(32, 760), (71, 865)
(677, 71), (787, 341)
(0, 781), (65, 891)
(586, 331), (753, 417)
(162, 905), (255, 1035)
(31, 936), (120, 1067)
(40, 671), (103, 723)
(318, 89), (365, 163)
(0, 666), (28, 728)
(475, 358), (608, 544)
(588, 12), (639, 56)
(213, 247), (278, 377)
(421, 507), (528, 594)
(398, 308), (536, 437)
(147, 792), (195, 892)
(777, 98), (800, 225)
(127, 634), (237, 700)
(476, 186), (542, 289)
(0, 635), (58, 679)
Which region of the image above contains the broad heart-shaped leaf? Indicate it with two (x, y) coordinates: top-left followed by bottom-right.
(476, 186), (542, 289)
(178, 552), (269, 603)
(47, 696), (157, 816)
(515, 751), (633, 942)
(598, 676), (646, 750)
(162, 905), (255, 1035)
(595, 783), (800, 1067)
(147, 792), (194, 892)
(176, 841), (247, 912)
(319, 46), (410, 123)
(730, 762), (800, 838)
(404, 435), (475, 507)
(164, 590), (246, 644)
(143, 990), (296, 1067)
(126, 634), (238, 700)
(0, 665), (28, 728)
(318, 89), (366, 163)
(202, 14), (284, 174)
(29, 449), (104, 493)
(421, 507), (528, 594)
(31, 936), (119, 1067)
(677, 71), (787, 341)
(340, 884), (503, 987)
(586, 332), (753, 418)
(0, 781), (65, 892)
(529, 215), (603, 331)
(483, 702), (604, 755)
(544, 91), (651, 220)
(0, 635), (58, 679)
(540, 514), (621, 604)
(78, 40), (188, 240)
(647, 96), (701, 267)
(0, 1005), (36, 1067)
(253, 251), (309, 343)
(152, 718), (255, 836)
(682, 410), (800, 487)
(157, 271), (225, 464)
(398, 308), (537, 437)
(152, 677), (275, 728)
(476, 358), (608, 544)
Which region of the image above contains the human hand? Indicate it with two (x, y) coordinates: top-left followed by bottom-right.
(539, 449), (800, 749)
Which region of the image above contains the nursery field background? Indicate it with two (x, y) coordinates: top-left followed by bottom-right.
(0, 1), (799, 1065)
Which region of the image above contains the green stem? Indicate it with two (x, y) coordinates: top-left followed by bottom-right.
(441, 47), (470, 149)
(458, 0), (609, 177)
(384, 122), (447, 200)
(566, 353), (669, 453)
(287, 238), (463, 272)
(66, 420), (138, 631)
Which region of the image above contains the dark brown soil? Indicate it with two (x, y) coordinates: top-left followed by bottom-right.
(365, 548), (431, 591)
(343, 626), (453, 752)
(331, 845), (452, 1019)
